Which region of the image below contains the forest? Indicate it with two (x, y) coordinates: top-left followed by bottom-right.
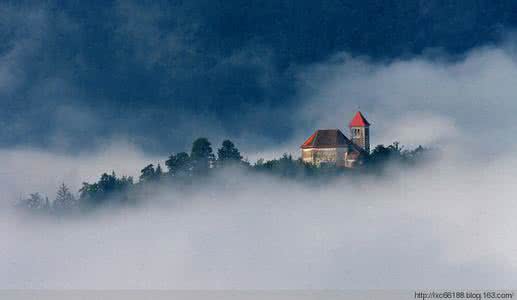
(16, 138), (430, 215)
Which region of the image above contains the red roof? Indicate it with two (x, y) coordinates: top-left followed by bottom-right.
(301, 129), (353, 149)
(301, 132), (317, 148)
(349, 111), (370, 127)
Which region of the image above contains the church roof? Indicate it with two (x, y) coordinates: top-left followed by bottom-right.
(301, 129), (354, 149)
(349, 111), (370, 127)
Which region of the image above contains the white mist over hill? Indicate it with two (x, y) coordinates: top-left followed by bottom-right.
(2, 153), (517, 288)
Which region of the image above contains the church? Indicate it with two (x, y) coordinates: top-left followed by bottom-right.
(300, 111), (370, 168)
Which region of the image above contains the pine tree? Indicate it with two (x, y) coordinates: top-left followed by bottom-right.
(217, 140), (242, 167)
(139, 163), (163, 183)
(190, 138), (214, 175)
(24, 193), (45, 210)
(165, 152), (191, 176)
(139, 164), (156, 182)
(155, 164), (163, 178)
(53, 183), (77, 211)
(78, 172), (133, 207)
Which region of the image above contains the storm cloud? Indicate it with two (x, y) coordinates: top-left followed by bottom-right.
(1, 1), (517, 153)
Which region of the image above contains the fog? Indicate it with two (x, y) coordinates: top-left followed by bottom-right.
(3, 153), (517, 288)
(295, 43), (517, 155)
(3, 44), (517, 288)
(0, 141), (163, 203)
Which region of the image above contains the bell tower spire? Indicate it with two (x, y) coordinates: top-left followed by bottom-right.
(349, 111), (370, 153)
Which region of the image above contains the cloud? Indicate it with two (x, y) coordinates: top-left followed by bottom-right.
(378, 113), (459, 148)
(0, 4), (48, 96)
(1, 2), (516, 155)
(2, 152), (517, 288)
(0, 1), (299, 153)
(294, 44), (517, 155)
(0, 141), (162, 205)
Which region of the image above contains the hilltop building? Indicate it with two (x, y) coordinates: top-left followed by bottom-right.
(301, 111), (370, 168)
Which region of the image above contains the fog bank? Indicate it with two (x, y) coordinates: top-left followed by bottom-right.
(2, 150), (517, 288)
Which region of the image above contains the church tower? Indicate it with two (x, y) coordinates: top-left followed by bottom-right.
(349, 111), (370, 153)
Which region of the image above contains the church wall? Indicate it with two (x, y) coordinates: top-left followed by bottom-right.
(350, 126), (370, 153)
(301, 148), (349, 166)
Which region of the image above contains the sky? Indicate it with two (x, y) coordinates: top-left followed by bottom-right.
(2, 0), (517, 290)
(1, 1), (517, 155)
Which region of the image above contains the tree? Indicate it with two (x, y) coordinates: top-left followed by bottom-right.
(18, 193), (47, 211)
(401, 145), (428, 165)
(365, 142), (405, 170)
(217, 140), (242, 167)
(155, 164), (163, 177)
(165, 152), (191, 176)
(53, 183), (77, 211)
(44, 197), (50, 210)
(253, 153), (314, 178)
(79, 171), (133, 207)
(139, 164), (163, 183)
(26, 193), (45, 209)
(190, 138), (214, 175)
(255, 158), (264, 167)
(139, 164), (156, 182)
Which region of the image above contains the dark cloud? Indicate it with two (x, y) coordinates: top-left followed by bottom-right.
(1, 1), (516, 153)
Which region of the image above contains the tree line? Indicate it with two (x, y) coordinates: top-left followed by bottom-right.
(16, 138), (429, 214)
